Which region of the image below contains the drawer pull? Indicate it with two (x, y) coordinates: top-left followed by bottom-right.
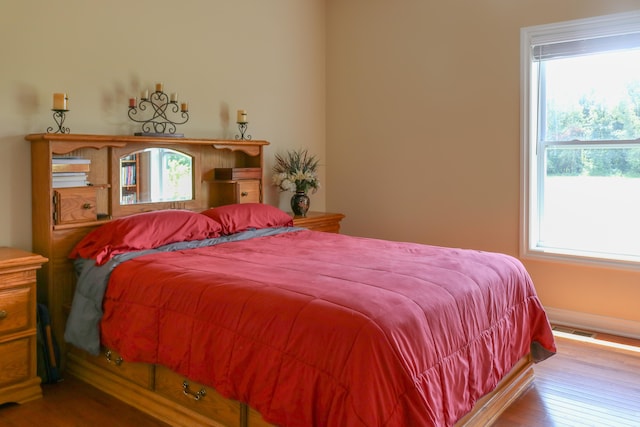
(182, 380), (207, 401)
(105, 349), (123, 366)
(0, 309), (7, 319)
(241, 191), (249, 197)
(82, 203), (93, 209)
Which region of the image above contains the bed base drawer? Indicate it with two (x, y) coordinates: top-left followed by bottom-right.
(66, 345), (275, 427)
(155, 365), (243, 427)
(68, 346), (154, 389)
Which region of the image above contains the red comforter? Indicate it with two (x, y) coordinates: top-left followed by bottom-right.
(100, 229), (555, 427)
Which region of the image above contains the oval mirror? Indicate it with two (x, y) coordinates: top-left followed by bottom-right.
(120, 148), (193, 205)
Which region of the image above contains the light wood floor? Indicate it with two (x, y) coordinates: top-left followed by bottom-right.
(496, 330), (640, 427)
(1, 331), (638, 426)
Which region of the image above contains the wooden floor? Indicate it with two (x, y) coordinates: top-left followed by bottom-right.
(0, 374), (170, 427)
(495, 330), (640, 427)
(1, 331), (639, 426)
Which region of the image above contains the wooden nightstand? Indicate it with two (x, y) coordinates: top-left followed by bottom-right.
(293, 212), (345, 233)
(0, 248), (48, 405)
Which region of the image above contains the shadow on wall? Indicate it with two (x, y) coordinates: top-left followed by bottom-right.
(14, 82), (40, 133)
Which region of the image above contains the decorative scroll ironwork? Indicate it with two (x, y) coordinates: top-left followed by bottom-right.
(128, 90), (189, 137)
(235, 122), (252, 141)
(47, 110), (70, 134)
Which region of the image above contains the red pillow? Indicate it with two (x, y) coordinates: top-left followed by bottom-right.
(69, 210), (222, 265)
(201, 203), (293, 235)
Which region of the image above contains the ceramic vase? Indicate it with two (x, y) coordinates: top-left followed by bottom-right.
(291, 191), (310, 217)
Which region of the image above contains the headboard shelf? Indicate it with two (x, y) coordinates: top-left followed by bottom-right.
(27, 132), (269, 362)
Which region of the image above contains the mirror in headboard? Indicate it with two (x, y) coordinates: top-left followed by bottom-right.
(119, 148), (193, 205)
(110, 144), (202, 217)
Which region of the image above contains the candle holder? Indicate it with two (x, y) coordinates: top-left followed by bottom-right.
(128, 88), (188, 137)
(47, 110), (70, 134)
(235, 122), (252, 141)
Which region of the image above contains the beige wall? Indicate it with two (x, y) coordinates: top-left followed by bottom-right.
(326, 1), (640, 334)
(2, 1), (639, 335)
(0, 0), (326, 250)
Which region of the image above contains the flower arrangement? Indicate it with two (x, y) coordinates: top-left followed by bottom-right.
(272, 148), (320, 194)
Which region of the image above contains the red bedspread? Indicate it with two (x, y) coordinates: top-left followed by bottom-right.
(100, 229), (555, 427)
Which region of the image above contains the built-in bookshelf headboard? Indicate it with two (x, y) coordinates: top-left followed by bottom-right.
(27, 133), (269, 358)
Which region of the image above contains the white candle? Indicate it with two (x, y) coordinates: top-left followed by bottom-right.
(53, 93), (67, 110)
(170, 92), (178, 103)
(141, 89), (149, 100)
(237, 109), (248, 123)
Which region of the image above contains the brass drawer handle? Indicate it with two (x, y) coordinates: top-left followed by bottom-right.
(105, 349), (123, 366)
(0, 309), (7, 319)
(182, 381), (206, 401)
(82, 203), (93, 209)
(240, 191), (249, 197)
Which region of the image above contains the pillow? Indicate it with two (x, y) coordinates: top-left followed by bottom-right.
(201, 203), (294, 235)
(69, 210), (223, 265)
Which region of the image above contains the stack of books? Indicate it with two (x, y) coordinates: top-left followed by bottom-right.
(52, 157), (90, 188)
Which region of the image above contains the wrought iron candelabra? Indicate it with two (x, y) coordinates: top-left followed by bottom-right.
(128, 86), (189, 137)
(235, 122), (251, 140)
(47, 109), (70, 134)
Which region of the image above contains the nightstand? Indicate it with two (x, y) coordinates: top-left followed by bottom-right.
(292, 212), (345, 233)
(0, 248), (48, 405)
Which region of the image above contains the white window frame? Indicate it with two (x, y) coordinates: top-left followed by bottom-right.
(520, 11), (640, 270)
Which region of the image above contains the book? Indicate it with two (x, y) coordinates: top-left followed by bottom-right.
(52, 181), (88, 188)
(52, 157), (91, 164)
(52, 157), (91, 173)
(52, 171), (88, 188)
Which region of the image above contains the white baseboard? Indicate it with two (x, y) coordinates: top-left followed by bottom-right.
(545, 306), (640, 340)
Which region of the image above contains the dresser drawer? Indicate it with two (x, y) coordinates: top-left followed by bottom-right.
(155, 365), (242, 426)
(0, 287), (31, 335)
(0, 338), (31, 387)
(0, 269), (37, 290)
(54, 187), (97, 224)
(68, 346), (154, 389)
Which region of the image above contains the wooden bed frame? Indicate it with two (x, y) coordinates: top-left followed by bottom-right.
(29, 133), (535, 427)
(65, 346), (534, 427)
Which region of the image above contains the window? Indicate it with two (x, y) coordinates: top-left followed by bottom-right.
(521, 11), (640, 267)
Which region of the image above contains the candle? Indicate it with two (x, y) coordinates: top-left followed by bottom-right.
(129, 97), (137, 108)
(155, 83), (163, 92)
(170, 92), (178, 103)
(181, 102), (188, 112)
(53, 93), (67, 110)
(141, 89), (149, 100)
(237, 109), (248, 123)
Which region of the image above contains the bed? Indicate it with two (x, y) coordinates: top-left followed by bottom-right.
(60, 204), (556, 427)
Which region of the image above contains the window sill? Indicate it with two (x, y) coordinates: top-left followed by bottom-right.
(522, 247), (640, 272)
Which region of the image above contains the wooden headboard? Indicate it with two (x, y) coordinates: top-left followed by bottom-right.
(27, 133), (269, 363)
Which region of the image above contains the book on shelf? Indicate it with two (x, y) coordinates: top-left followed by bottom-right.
(121, 164), (137, 186)
(52, 156), (91, 173)
(52, 171), (88, 188)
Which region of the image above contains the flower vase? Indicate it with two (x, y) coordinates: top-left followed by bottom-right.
(291, 191), (310, 217)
